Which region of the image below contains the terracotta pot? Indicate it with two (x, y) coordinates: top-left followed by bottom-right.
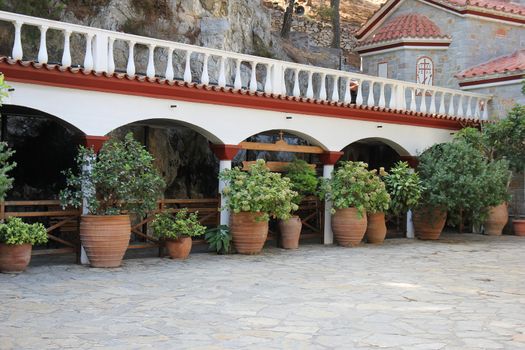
(0, 243), (32, 273)
(331, 207), (367, 247)
(366, 212), (387, 244)
(484, 203), (508, 236)
(413, 208), (447, 240)
(80, 215), (131, 268)
(513, 219), (525, 236)
(279, 216), (302, 249)
(165, 236), (192, 259)
(230, 212), (268, 254)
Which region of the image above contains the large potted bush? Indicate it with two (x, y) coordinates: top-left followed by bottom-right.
(61, 133), (165, 268)
(219, 159), (298, 254)
(152, 209), (206, 259)
(320, 161), (375, 247)
(281, 159), (319, 249)
(0, 218), (48, 273)
(364, 168), (390, 244)
(416, 139), (509, 239)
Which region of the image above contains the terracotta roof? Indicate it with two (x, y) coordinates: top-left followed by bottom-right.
(447, 0), (525, 15)
(358, 14), (449, 47)
(0, 57), (481, 128)
(456, 49), (525, 79)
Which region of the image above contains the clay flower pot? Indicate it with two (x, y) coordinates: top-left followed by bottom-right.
(484, 203), (508, 236)
(0, 243), (32, 273)
(513, 219), (525, 236)
(80, 215), (131, 268)
(279, 216), (302, 249)
(165, 236), (192, 259)
(230, 212), (268, 254)
(413, 208), (447, 240)
(331, 207), (367, 247)
(366, 212), (387, 244)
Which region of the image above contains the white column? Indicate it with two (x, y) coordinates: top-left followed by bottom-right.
(219, 160), (232, 226)
(323, 164), (334, 245)
(406, 210), (415, 239)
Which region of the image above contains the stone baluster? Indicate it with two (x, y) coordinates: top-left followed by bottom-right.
(429, 90), (436, 114)
(466, 96), (473, 118)
(249, 61), (257, 92)
(201, 54), (210, 85)
(420, 89), (427, 113)
(356, 80), (364, 105)
(378, 82), (385, 107)
(107, 37), (115, 75)
(483, 99), (489, 120)
(306, 71), (314, 99)
(126, 40), (135, 76)
(165, 48), (174, 81)
(438, 92), (446, 115)
(293, 69), (300, 97)
(319, 73), (327, 100)
(184, 51), (192, 83)
(234, 59), (242, 89)
(409, 87), (417, 112)
(457, 95), (464, 117)
(84, 33), (94, 72)
(37, 26), (48, 64)
(331, 76), (339, 102)
(12, 21), (23, 60)
(218, 57), (226, 87)
(61, 30), (72, 68)
(264, 64), (272, 93)
(343, 78), (351, 104)
(146, 44), (155, 79)
(388, 84), (395, 109)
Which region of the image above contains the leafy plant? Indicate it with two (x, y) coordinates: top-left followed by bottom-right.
(320, 161), (387, 216)
(316, 5), (334, 21)
(0, 74), (10, 103)
(367, 168), (390, 214)
(0, 142), (16, 201)
(219, 159), (299, 221)
(0, 217), (47, 245)
(151, 209), (206, 240)
(417, 140), (510, 226)
(60, 133), (165, 216)
(284, 159), (319, 206)
(205, 225), (232, 254)
(383, 161), (422, 216)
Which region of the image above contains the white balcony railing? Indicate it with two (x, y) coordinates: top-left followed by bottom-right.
(0, 10), (490, 120)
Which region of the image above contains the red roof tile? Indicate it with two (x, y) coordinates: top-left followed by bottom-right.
(456, 49), (525, 78)
(358, 14), (449, 47)
(448, 0), (525, 15)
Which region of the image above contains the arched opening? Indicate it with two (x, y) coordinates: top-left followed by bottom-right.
(0, 105), (84, 199)
(237, 129), (326, 245)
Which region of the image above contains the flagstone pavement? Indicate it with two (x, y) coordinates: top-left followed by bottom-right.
(1, 234), (524, 349)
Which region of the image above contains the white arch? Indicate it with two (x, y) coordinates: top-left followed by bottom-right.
(235, 128), (329, 150)
(340, 137), (411, 156)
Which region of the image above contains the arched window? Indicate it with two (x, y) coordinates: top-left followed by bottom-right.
(416, 56), (434, 86)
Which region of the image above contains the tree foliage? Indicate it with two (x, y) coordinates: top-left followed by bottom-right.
(152, 209), (206, 240)
(283, 159), (319, 205)
(0, 217), (47, 245)
(220, 159), (298, 221)
(0, 142), (16, 201)
(60, 133), (165, 216)
(383, 161), (422, 216)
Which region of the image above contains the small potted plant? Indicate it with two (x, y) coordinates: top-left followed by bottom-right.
(364, 168), (390, 244)
(205, 225), (233, 254)
(152, 209), (206, 259)
(0, 217), (48, 273)
(320, 161), (374, 247)
(219, 159), (298, 254)
(281, 159), (319, 249)
(383, 161), (423, 236)
(61, 133), (165, 268)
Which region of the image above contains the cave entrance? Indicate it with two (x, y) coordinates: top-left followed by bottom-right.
(237, 129), (326, 246)
(340, 138), (407, 238)
(107, 119), (222, 255)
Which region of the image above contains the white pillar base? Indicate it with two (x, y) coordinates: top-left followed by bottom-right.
(219, 160), (232, 226)
(406, 209), (415, 239)
(323, 164), (334, 245)
(80, 245), (89, 265)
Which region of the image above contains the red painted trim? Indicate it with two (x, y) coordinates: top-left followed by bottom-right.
(320, 151), (344, 165)
(210, 144), (240, 161)
(84, 135), (109, 153)
(458, 74), (525, 87)
(357, 41), (450, 54)
(399, 155), (419, 168)
(0, 60), (474, 131)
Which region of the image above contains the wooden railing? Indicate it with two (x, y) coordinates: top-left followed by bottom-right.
(0, 10), (491, 120)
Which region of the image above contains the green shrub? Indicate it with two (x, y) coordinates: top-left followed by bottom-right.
(320, 161), (387, 216)
(0, 142), (16, 201)
(205, 225), (232, 254)
(383, 161), (422, 216)
(284, 159), (319, 205)
(151, 209), (206, 240)
(60, 133), (165, 216)
(219, 159), (298, 221)
(0, 217), (47, 245)
(367, 168), (390, 214)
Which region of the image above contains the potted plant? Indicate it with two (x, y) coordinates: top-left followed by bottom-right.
(383, 161), (423, 236)
(152, 209), (206, 259)
(0, 217), (48, 273)
(205, 225), (233, 254)
(364, 168), (390, 244)
(281, 159), (319, 249)
(60, 133), (165, 268)
(219, 159), (298, 254)
(320, 161), (375, 247)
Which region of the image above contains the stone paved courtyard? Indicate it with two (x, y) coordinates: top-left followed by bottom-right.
(1, 234), (524, 349)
